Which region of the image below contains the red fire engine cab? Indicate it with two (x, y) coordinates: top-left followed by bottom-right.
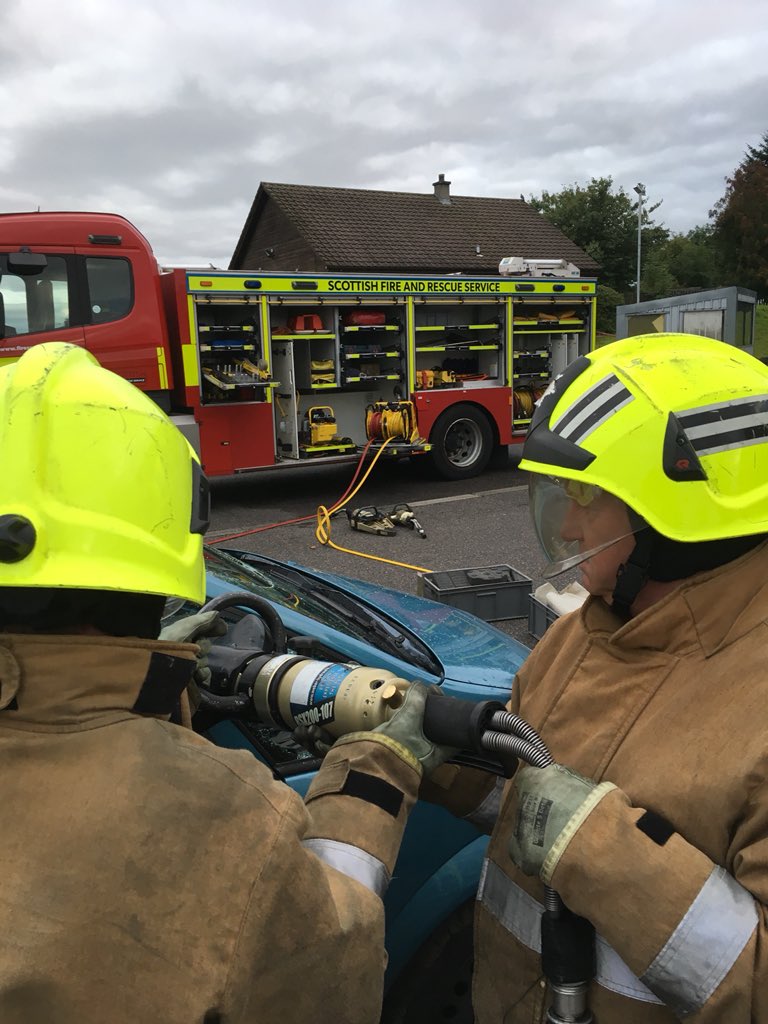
(0, 212), (597, 479)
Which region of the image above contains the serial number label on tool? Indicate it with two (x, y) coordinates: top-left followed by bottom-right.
(290, 663), (352, 726)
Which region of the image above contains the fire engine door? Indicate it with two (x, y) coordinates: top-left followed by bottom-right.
(271, 343), (299, 459)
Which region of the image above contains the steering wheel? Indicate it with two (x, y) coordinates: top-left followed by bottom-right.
(195, 591), (288, 715)
(200, 591), (288, 654)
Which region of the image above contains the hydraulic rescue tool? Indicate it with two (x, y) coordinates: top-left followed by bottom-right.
(388, 503), (427, 538)
(195, 592), (596, 1023)
(345, 506), (396, 536)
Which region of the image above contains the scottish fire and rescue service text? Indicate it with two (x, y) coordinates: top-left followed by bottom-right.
(327, 279), (501, 293)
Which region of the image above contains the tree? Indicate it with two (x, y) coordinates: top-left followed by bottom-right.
(595, 284), (625, 334)
(640, 248), (679, 299)
(529, 177), (668, 294)
(639, 225), (720, 299)
(745, 131), (768, 164)
(711, 132), (768, 299)
(660, 226), (719, 291)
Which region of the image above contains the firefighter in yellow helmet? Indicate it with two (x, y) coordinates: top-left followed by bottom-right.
(420, 334), (768, 1022)
(0, 343), (453, 1024)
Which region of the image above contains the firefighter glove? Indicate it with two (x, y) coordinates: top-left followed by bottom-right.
(373, 682), (458, 777)
(293, 724), (335, 758)
(508, 764), (615, 883)
(159, 611), (228, 690)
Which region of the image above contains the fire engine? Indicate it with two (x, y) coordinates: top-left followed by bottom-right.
(0, 212), (597, 479)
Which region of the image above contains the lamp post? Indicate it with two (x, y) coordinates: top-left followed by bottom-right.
(633, 183), (646, 303)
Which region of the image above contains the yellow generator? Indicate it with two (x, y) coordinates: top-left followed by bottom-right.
(298, 406), (355, 458)
(303, 406), (338, 445)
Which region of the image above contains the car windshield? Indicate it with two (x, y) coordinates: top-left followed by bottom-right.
(203, 546), (440, 674)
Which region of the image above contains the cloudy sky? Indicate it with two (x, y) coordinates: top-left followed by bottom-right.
(3, 0), (767, 267)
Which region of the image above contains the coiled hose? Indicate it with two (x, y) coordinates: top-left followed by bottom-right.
(480, 714), (560, 915)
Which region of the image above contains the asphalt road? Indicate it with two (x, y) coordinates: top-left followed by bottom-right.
(208, 452), (548, 649)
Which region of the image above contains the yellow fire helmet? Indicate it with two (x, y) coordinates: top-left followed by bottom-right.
(0, 343), (208, 602)
(520, 333), (768, 551)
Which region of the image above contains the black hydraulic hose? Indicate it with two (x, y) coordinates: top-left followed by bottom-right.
(422, 696), (565, 912)
(481, 729), (552, 769)
(480, 729), (561, 914)
(196, 689), (252, 714)
(423, 693), (595, 1019)
(490, 710), (552, 763)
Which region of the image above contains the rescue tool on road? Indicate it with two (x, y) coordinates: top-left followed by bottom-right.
(0, 212), (597, 480)
(389, 503), (427, 538)
(346, 506), (397, 536)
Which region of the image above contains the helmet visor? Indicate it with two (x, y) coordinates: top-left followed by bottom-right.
(528, 474), (645, 578)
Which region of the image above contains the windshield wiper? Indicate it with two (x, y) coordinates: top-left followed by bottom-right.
(317, 590), (406, 644)
(319, 593), (438, 674)
(221, 550), (439, 674)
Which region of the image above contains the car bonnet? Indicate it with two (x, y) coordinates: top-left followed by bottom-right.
(302, 566), (528, 695)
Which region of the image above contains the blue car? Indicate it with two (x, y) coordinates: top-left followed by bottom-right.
(167, 545), (529, 1023)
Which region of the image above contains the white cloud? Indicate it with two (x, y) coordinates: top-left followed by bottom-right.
(2, 0), (767, 266)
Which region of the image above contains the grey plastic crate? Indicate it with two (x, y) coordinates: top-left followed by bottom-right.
(418, 564), (532, 621)
(527, 594), (560, 640)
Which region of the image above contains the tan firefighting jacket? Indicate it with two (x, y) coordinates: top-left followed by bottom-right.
(425, 541), (768, 1022)
(0, 633), (422, 1024)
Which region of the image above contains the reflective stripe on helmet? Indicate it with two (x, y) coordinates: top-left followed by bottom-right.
(677, 394), (768, 456)
(552, 373), (635, 445)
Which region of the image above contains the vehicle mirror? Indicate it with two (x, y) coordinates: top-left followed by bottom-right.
(7, 250), (48, 276)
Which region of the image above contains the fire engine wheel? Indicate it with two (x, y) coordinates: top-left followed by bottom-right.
(429, 404), (493, 480)
(380, 901), (474, 1024)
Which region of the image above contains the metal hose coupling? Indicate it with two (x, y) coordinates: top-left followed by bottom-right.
(546, 981), (593, 1023)
(542, 904), (596, 1024)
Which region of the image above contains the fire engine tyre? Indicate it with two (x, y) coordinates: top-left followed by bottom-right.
(429, 404), (493, 480)
(380, 900), (474, 1024)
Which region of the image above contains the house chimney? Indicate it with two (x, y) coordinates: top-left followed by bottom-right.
(433, 173), (451, 205)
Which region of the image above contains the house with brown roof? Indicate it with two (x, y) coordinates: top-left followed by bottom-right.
(229, 175), (600, 277)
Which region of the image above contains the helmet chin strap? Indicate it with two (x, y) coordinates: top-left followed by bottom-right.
(611, 529), (655, 619)
(611, 528), (768, 619)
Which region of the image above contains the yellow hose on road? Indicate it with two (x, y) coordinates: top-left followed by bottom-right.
(315, 438), (432, 573)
